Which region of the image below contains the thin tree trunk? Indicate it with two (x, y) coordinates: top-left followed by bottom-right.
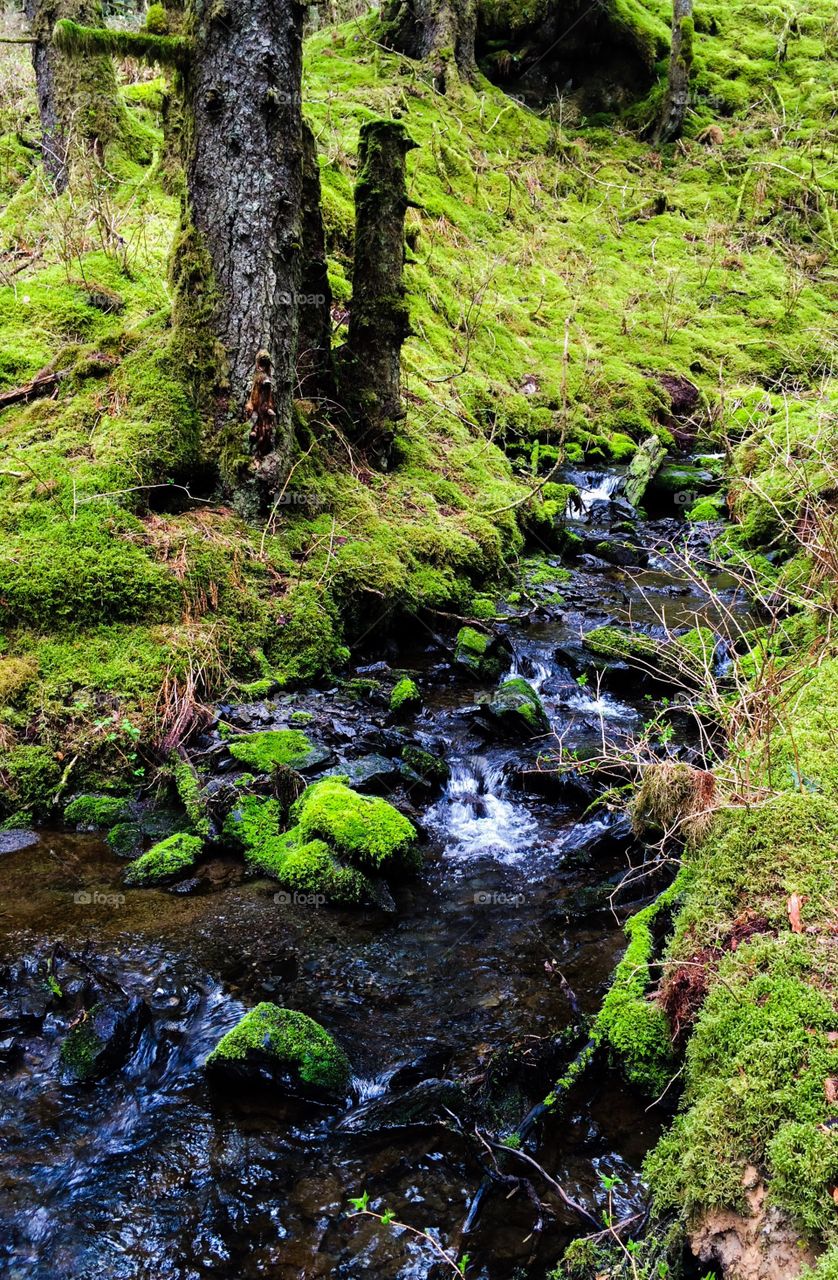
(655, 0), (693, 144)
(341, 120), (416, 463)
(25, 0), (125, 190)
(381, 0), (476, 89)
(295, 120), (334, 405)
(180, 0), (306, 470)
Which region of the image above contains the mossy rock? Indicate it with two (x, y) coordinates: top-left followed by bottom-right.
(390, 676), (421, 715)
(59, 996), (148, 1083)
(222, 794), (381, 906)
(227, 730), (331, 775)
(64, 793), (132, 830)
(292, 776), (418, 872)
(454, 626), (510, 681)
(477, 677), (550, 738)
(124, 832), (204, 887)
(205, 1002), (351, 1099)
(582, 626), (713, 686)
(400, 745), (450, 787)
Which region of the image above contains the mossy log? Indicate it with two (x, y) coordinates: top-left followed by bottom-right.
(340, 119), (417, 462)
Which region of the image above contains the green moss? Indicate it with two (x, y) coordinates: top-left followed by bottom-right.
(227, 729), (327, 773)
(107, 821), (143, 858)
(390, 677), (421, 714)
(222, 794), (373, 904)
(0, 510), (179, 630)
(583, 625), (658, 663)
(53, 19), (191, 69)
(265, 582), (345, 687)
(292, 776), (418, 871)
(480, 676), (550, 735)
(205, 1002), (350, 1094)
(595, 883), (681, 1097)
(59, 1013), (102, 1082)
(172, 756), (210, 838)
(0, 746), (62, 819)
(400, 745), (450, 783)
(124, 831), (203, 886)
(64, 793), (131, 829)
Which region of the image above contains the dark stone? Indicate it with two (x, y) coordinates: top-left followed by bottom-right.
(336, 1078), (466, 1134)
(334, 754), (401, 793)
(59, 995), (149, 1083)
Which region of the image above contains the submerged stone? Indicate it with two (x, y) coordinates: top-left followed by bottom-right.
(0, 829), (39, 854)
(59, 995), (149, 1083)
(205, 1002), (350, 1099)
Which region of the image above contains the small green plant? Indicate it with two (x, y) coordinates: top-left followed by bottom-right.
(347, 1192), (470, 1276)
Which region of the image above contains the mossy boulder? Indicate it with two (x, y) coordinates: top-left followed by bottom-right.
(454, 626), (511, 681)
(292, 777), (418, 872)
(227, 729), (332, 775)
(390, 676), (421, 714)
(205, 1002), (351, 1099)
(123, 832), (204, 886)
(477, 677), (550, 738)
(400, 745), (450, 788)
(64, 793), (131, 830)
(222, 793), (392, 906)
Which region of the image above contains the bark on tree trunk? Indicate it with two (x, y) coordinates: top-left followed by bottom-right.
(655, 0), (693, 144)
(25, 0), (124, 190)
(295, 120), (334, 405)
(341, 120), (416, 463)
(181, 0), (306, 463)
(380, 0), (476, 89)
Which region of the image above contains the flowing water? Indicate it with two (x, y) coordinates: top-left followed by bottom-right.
(0, 467), (748, 1279)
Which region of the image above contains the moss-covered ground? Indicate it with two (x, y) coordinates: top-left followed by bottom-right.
(0, 0), (835, 820)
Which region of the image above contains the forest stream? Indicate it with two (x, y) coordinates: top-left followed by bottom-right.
(0, 465), (749, 1279)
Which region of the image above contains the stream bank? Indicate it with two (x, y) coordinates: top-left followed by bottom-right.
(0, 459), (744, 1279)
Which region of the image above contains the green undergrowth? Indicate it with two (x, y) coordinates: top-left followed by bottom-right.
(0, 0), (835, 822)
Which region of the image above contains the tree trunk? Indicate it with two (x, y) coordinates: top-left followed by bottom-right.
(340, 120), (416, 464)
(380, 0), (476, 89)
(295, 120), (334, 405)
(25, 0), (125, 190)
(178, 0), (306, 471)
(655, 0), (693, 144)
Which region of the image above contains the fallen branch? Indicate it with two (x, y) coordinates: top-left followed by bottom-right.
(0, 367), (69, 411)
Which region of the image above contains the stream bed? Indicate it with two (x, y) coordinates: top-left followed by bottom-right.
(0, 465), (748, 1279)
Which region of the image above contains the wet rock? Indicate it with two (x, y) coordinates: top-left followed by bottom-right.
(333, 754), (401, 793)
(336, 1078), (466, 1134)
(0, 829), (39, 854)
(124, 832), (205, 887)
(454, 626), (512, 681)
(59, 994), (149, 1082)
(387, 1045), (454, 1090)
(205, 1003), (351, 1101)
(477, 677), (550, 739)
(0, 1035), (22, 1070)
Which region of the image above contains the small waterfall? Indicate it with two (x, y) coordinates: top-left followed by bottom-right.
(558, 686), (638, 721)
(508, 650), (552, 693)
(566, 471), (623, 519)
(427, 755), (537, 862)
